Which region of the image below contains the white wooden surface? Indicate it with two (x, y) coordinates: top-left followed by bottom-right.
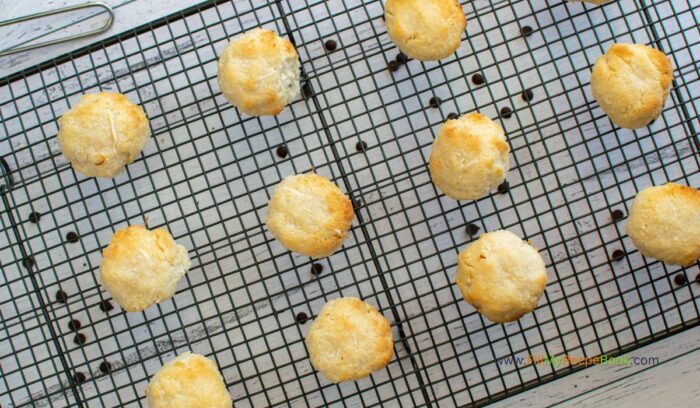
(0, 0), (699, 407)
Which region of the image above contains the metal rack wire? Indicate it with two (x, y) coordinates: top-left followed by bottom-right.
(1, 0), (698, 406)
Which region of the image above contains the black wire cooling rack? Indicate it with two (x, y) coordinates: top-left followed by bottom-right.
(1, 0), (699, 406)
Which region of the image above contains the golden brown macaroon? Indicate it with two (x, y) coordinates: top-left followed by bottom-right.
(57, 92), (151, 178)
(217, 28), (300, 116)
(145, 352), (232, 408)
(626, 183), (700, 266)
(384, 0), (467, 61)
(455, 230), (548, 323)
(266, 173), (354, 258)
(591, 43), (673, 129)
(99, 225), (190, 312)
(306, 297), (394, 383)
(429, 112), (510, 200)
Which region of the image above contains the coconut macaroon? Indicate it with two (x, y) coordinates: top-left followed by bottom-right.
(429, 112), (510, 200)
(626, 183), (700, 266)
(145, 352), (232, 408)
(306, 297), (394, 383)
(591, 43), (673, 129)
(100, 225), (191, 312)
(455, 230), (548, 323)
(217, 28), (300, 116)
(384, 0), (467, 61)
(57, 92), (151, 178)
(266, 173), (354, 258)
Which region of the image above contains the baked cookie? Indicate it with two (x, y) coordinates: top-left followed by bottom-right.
(146, 352), (232, 408)
(429, 112), (510, 200)
(57, 92), (151, 178)
(266, 173), (354, 258)
(455, 230), (548, 323)
(306, 297), (394, 383)
(591, 43), (673, 129)
(384, 0), (467, 61)
(626, 183), (700, 266)
(100, 225), (190, 312)
(217, 28), (300, 116)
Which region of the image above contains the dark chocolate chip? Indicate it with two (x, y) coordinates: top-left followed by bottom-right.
(99, 361), (111, 374)
(276, 145), (289, 159)
(429, 97), (441, 108)
(355, 141), (368, 152)
(65, 232), (79, 243)
(354, 198), (364, 208)
(68, 319), (81, 332)
(55, 290), (68, 303)
(471, 73), (485, 85)
(611, 209), (624, 222)
(466, 224), (480, 236)
(295, 312), (308, 323)
(447, 112), (459, 120)
(22, 256), (35, 269)
(98, 299), (114, 312)
(521, 26), (534, 37)
(673, 273), (687, 286)
(311, 263), (323, 276)
(497, 181), (510, 194)
(74, 333), (87, 345)
(611, 249), (625, 261)
(500, 107), (513, 119)
(324, 39), (337, 52)
(301, 82), (313, 98)
(72, 372), (86, 384)
(396, 52), (408, 64)
(28, 211), (41, 223)
(695, 272), (700, 284)
(388, 60), (399, 72)
(522, 89), (534, 102)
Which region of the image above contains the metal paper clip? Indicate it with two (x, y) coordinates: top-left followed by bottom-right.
(0, 2), (114, 57)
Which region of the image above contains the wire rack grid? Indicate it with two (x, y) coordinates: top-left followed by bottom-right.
(1, 0), (699, 406)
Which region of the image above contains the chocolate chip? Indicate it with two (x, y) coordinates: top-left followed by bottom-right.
(99, 361), (111, 374)
(695, 273), (700, 284)
(65, 232), (79, 243)
(522, 89), (534, 102)
(447, 112), (459, 120)
(611, 209), (624, 222)
(324, 39), (337, 52)
(355, 141), (368, 152)
(500, 107), (513, 119)
(471, 73), (485, 85)
(429, 97), (441, 108)
(55, 290), (68, 303)
(295, 312), (308, 323)
(466, 224), (480, 236)
(28, 211), (41, 223)
(521, 26), (534, 37)
(497, 181), (510, 194)
(301, 82), (313, 98)
(611, 249), (625, 261)
(72, 372), (86, 384)
(396, 52), (408, 64)
(673, 273), (688, 286)
(74, 333), (87, 345)
(311, 263), (323, 276)
(98, 299), (114, 312)
(388, 60), (399, 72)
(354, 198), (364, 209)
(276, 145), (289, 159)
(22, 256), (35, 269)
(68, 319), (81, 332)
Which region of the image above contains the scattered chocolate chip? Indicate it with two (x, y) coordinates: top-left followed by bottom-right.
(396, 52), (408, 64)
(72, 372), (86, 384)
(74, 333), (87, 345)
(471, 73), (485, 85)
(55, 290), (68, 303)
(466, 224), (480, 236)
(388, 60), (399, 72)
(611, 209), (624, 222)
(65, 232), (79, 243)
(276, 145), (289, 159)
(301, 82), (313, 98)
(521, 26), (534, 37)
(311, 263), (323, 276)
(98, 299), (114, 312)
(611, 249), (625, 261)
(447, 112), (459, 120)
(695, 273), (700, 284)
(673, 273), (687, 286)
(497, 181), (510, 194)
(354, 198), (364, 208)
(429, 97), (441, 108)
(500, 107), (513, 119)
(99, 361), (111, 374)
(355, 141), (368, 152)
(295, 312), (308, 323)
(324, 39), (337, 52)
(68, 319), (81, 332)
(522, 89), (534, 102)
(22, 256), (34, 269)
(28, 211), (41, 223)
